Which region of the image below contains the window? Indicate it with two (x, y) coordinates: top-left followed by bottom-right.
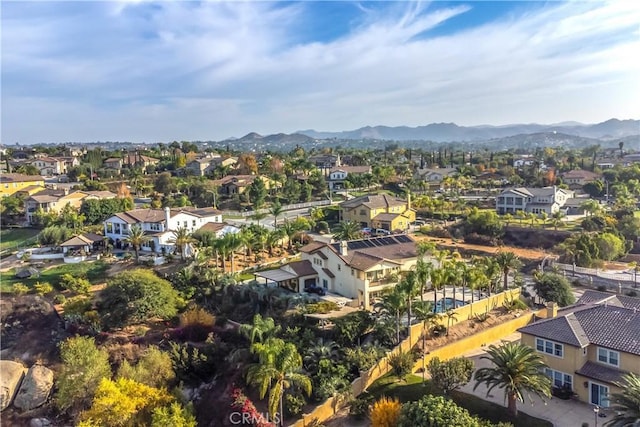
(360, 209), (366, 216)
(597, 348), (619, 367)
(544, 368), (572, 389)
(351, 268), (354, 276)
(192, 220), (197, 227)
(322, 279), (328, 289)
(106, 223), (113, 233)
(183, 221), (188, 228)
(337, 265), (341, 271)
(536, 338), (563, 358)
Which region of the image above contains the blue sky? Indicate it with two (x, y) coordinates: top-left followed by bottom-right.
(2, 1), (639, 144)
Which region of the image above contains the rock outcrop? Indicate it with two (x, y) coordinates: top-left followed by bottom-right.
(13, 365), (54, 411)
(0, 360), (26, 411)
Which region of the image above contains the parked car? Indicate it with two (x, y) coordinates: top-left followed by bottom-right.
(361, 227), (372, 235)
(304, 285), (326, 296)
(374, 229), (391, 236)
(412, 220), (426, 226)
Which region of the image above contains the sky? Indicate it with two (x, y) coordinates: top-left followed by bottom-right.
(1, 0), (639, 144)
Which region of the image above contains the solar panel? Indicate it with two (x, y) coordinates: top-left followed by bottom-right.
(395, 235), (412, 243)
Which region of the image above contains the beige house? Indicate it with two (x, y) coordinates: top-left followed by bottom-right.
(298, 235), (420, 309)
(518, 291), (640, 408)
(25, 189), (117, 224)
(340, 194), (415, 231)
(213, 175), (278, 196)
(560, 170), (601, 189)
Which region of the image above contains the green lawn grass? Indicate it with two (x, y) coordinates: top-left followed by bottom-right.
(1, 260), (109, 293)
(0, 228), (40, 252)
(368, 374), (553, 427)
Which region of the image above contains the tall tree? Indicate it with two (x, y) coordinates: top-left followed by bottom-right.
(332, 220), (363, 241)
(473, 342), (551, 417)
(374, 287), (407, 344)
(239, 314), (280, 347)
(124, 225), (149, 264)
(246, 338), (311, 426)
(168, 227), (195, 261)
(270, 201), (284, 228)
(495, 251), (522, 291)
(606, 373), (640, 427)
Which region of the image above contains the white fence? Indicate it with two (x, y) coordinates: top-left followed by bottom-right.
(221, 199), (332, 218)
(552, 262), (636, 283)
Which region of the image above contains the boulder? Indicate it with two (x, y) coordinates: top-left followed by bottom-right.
(29, 418), (52, 427)
(14, 365), (54, 411)
(0, 360), (26, 411)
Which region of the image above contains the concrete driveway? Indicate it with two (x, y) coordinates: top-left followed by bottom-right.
(461, 338), (613, 427)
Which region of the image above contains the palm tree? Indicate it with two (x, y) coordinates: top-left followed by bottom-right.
(239, 227), (256, 264)
(473, 342), (551, 417)
(482, 257), (501, 297)
(239, 314), (280, 347)
(303, 339), (340, 374)
(398, 271), (420, 342)
(414, 258), (433, 304)
(495, 252), (522, 292)
(430, 267), (448, 310)
(332, 220), (363, 241)
(551, 211), (564, 231)
(247, 338), (311, 426)
(444, 309), (458, 336)
(605, 373), (640, 427)
(123, 225), (149, 264)
(168, 227), (196, 261)
(270, 201), (284, 228)
(374, 287), (407, 344)
(413, 301), (436, 383)
(266, 228), (284, 257)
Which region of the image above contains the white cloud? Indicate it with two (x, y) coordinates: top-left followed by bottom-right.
(1, 1), (639, 143)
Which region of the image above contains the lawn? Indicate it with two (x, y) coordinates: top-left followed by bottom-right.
(367, 374), (553, 427)
(0, 228), (40, 253)
(1, 260), (110, 293)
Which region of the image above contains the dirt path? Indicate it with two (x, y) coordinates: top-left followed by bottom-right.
(411, 234), (552, 260)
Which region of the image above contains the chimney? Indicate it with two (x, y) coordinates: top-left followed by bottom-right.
(340, 241), (348, 256)
(546, 301), (558, 318)
(164, 206), (171, 229)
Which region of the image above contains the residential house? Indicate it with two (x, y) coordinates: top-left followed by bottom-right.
(327, 166), (372, 190)
(213, 175), (278, 196)
(518, 291), (640, 408)
(103, 206), (222, 253)
(297, 235), (420, 308)
(309, 154), (341, 170)
(25, 189), (117, 224)
(561, 170), (601, 190)
(186, 155), (237, 177)
(0, 174), (45, 197)
(340, 194), (415, 231)
(194, 221), (241, 238)
(495, 186), (574, 215)
(30, 157), (69, 176)
(255, 260), (319, 293)
(415, 167), (457, 188)
(59, 233), (105, 255)
(103, 153), (160, 171)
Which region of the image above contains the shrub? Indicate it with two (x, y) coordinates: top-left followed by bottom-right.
(398, 395), (481, 427)
(597, 285), (608, 292)
(304, 301), (339, 314)
(432, 324), (448, 335)
(177, 306), (215, 341)
(349, 394), (374, 419)
(53, 294), (67, 304)
(151, 402), (196, 427)
(56, 336), (111, 413)
(33, 281), (53, 296)
(315, 221), (329, 234)
(427, 357), (474, 394)
(502, 297), (528, 312)
(60, 273), (91, 294)
(63, 296), (93, 317)
(388, 351), (415, 381)
(370, 397), (401, 427)
(98, 269), (180, 328)
(12, 283), (29, 296)
(533, 272), (576, 307)
(117, 346), (176, 388)
(168, 342), (215, 384)
(626, 290), (638, 297)
(285, 393), (305, 416)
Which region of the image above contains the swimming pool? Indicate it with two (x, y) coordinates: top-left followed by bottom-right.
(434, 297), (467, 313)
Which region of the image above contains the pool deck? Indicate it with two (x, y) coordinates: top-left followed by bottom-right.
(420, 286), (488, 307)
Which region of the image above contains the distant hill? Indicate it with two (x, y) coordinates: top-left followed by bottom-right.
(297, 118), (639, 142)
(227, 132), (315, 145)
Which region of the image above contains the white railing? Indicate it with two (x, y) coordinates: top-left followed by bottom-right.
(552, 262), (636, 283)
(221, 199), (332, 218)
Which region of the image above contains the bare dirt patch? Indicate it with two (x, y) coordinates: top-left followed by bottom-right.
(412, 234), (550, 261)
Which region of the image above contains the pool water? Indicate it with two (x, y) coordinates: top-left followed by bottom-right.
(434, 297), (467, 313)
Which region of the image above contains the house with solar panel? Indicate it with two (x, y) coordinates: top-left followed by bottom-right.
(518, 290), (640, 408)
(257, 235), (420, 309)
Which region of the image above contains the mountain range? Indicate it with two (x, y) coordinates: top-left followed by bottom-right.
(295, 118), (639, 142)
